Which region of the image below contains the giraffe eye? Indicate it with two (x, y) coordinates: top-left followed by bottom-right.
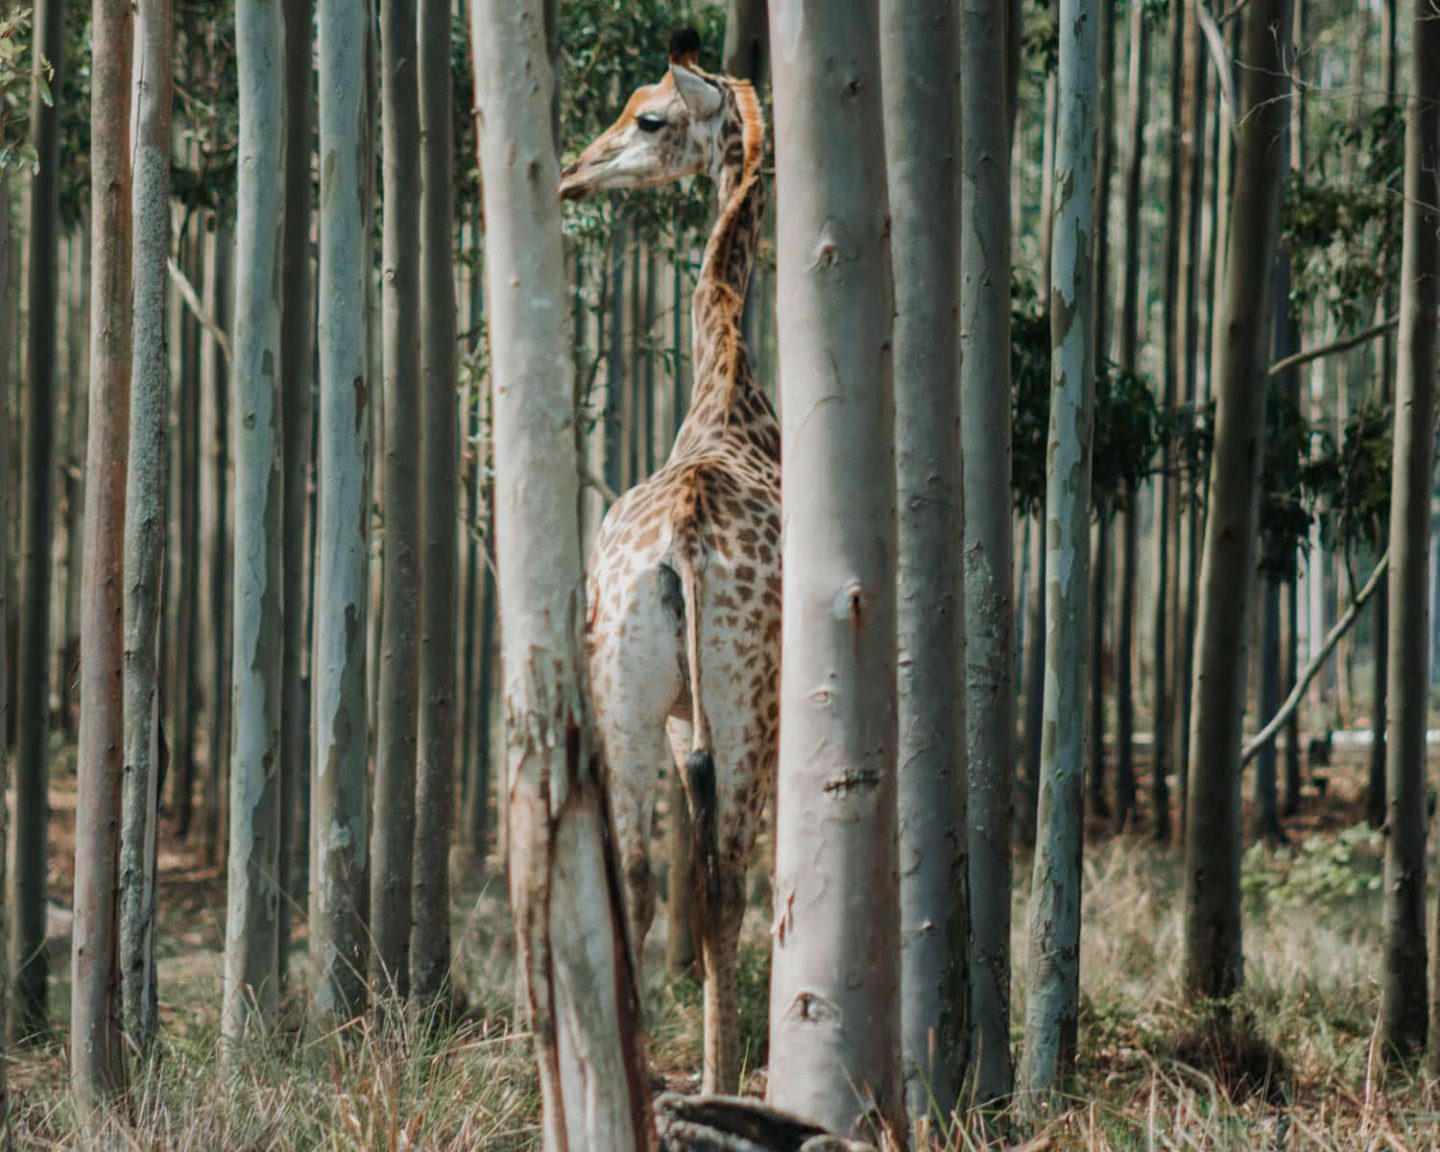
(636, 114), (666, 134)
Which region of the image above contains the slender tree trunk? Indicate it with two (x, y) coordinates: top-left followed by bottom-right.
(1021, 519), (1045, 842)
(470, 1), (652, 1144)
(277, 0), (314, 992)
(200, 225), (232, 867)
(1181, 0), (1290, 1001)
(119, 0), (174, 1051)
(312, 0), (373, 1023)
(411, 0), (458, 1009)
(1255, 577), (1282, 841)
(1382, 0), (1439, 1062)
(1019, 0), (1099, 1094)
(1115, 1), (1146, 831)
(723, 0), (768, 85)
(882, 0), (966, 1120)
(0, 173), (8, 1113)
(72, 0), (134, 1109)
(61, 232), (90, 738)
(961, 0), (1016, 1103)
(224, 0), (287, 1041)
(12, 0), (64, 1044)
(764, 0), (901, 1135)
(1089, 511), (1109, 815)
(370, 0), (422, 1004)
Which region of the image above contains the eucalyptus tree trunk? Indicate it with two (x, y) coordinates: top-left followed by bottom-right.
(370, 0), (422, 1004)
(1381, 0), (1438, 1062)
(200, 225), (232, 867)
(1114, 0), (1147, 829)
(1182, 0), (1290, 1001)
(171, 226), (202, 839)
(1019, 0), (1099, 1094)
(1020, 524), (1044, 840)
(411, 0), (458, 1009)
(723, 0), (768, 84)
(1254, 577), (1282, 841)
(224, 0), (287, 1041)
(1151, 0), (1185, 847)
(72, 0), (134, 1109)
(277, 0), (314, 989)
(119, 0), (174, 1051)
(765, 0), (901, 1136)
(312, 0), (373, 1023)
(1088, 513), (1108, 815)
(469, 1), (651, 1145)
(961, 0), (1016, 1103)
(882, 0), (966, 1122)
(0, 175), (8, 1109)
(12, 0), (64, 1044)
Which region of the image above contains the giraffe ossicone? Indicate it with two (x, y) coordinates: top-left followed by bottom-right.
(561, 28), (780, 1098)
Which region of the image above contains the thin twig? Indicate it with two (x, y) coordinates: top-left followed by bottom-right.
(166, 255), (231, 365)
(1267, 316), (1398, 378)
(1241, 551), (1389, 764)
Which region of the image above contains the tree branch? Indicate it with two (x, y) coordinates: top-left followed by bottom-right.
(1267, 316), (1397, 379)
(166, 254), (231, 365)
(582, 466), (619, 506)
(1241, 551), (1389, 765)
(1197, 3), (1239, 137)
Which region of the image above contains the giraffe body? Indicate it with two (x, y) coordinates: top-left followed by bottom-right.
(561, 30), (777, 1094)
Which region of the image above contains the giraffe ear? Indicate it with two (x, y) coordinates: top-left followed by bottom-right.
(671, 64), (723, 119)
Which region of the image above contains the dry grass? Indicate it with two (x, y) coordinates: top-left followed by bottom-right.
(6, 752), (1438, 1148)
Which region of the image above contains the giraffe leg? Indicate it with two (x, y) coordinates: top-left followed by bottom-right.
(590, 572), (685, 961)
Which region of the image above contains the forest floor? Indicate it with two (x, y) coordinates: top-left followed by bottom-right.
(5, 740), (1440, 1149)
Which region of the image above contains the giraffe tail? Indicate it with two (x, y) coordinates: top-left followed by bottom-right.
(675, 554), (722, 924)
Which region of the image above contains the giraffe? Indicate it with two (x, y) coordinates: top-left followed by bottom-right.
(559, 27), (779, 1095)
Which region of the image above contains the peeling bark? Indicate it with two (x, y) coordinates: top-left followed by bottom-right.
(1019, 0), (1099, 1095)
(469, 1), (652, 1145)
(225, 0), (287, 1041)
(312, 0), (373, 1023)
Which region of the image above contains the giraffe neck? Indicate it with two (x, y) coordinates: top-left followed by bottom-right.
(672, 82), (776, 462)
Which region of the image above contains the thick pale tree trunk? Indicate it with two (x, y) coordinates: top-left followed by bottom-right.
(1381, 0), (1438, 1063)
(370, 0), (422, 1003)
(882, 0), (966, 1122)
(119, 0), (174, 1050)
(73, 0), (134, 1109)
(277, 0), (314, 989)
(411, 0), (458, 1009)
(12, 0), (64, 1043)
(1182, 0), (1290, 1000)
(1019, 0), (1099, 1094)
(312, 0), (373, 1023)
(960, 0), (1016, 1102)
(225, 0), (287, 1040)
(469, 1), (651, 1145)
(765, 0), (902, 1136)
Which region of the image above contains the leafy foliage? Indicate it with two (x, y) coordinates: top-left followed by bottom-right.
(1010, 278), (1164, 518)
(0, 7), (51, 178)
(1283, 103), (1404, 329)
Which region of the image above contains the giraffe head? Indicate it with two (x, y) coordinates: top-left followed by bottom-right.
(559, 28), (747, 202)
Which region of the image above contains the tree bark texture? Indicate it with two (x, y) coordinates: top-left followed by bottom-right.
(370, 0), (422, 1004)
(12, 0), (64, 1043)
(120, 0), (175, 1051)
(881, 0), (967, 1122)
(765, 0), (902, 1136)
(1182, 0), (1290, 1001)
(1382, 0), (1438, 1062)
(0, 174), (8, 1108)
(225, 0), (287, 1041)
(312, 0), (373, 1023)
(960, 0), (1016, 1103)
(72, 0), (134, 1109)
(1019, 0), (1099, 1094)
(470, 1), (653, 1145)
(277, 0), (314, 990)
(411, 0), (458, 1009)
